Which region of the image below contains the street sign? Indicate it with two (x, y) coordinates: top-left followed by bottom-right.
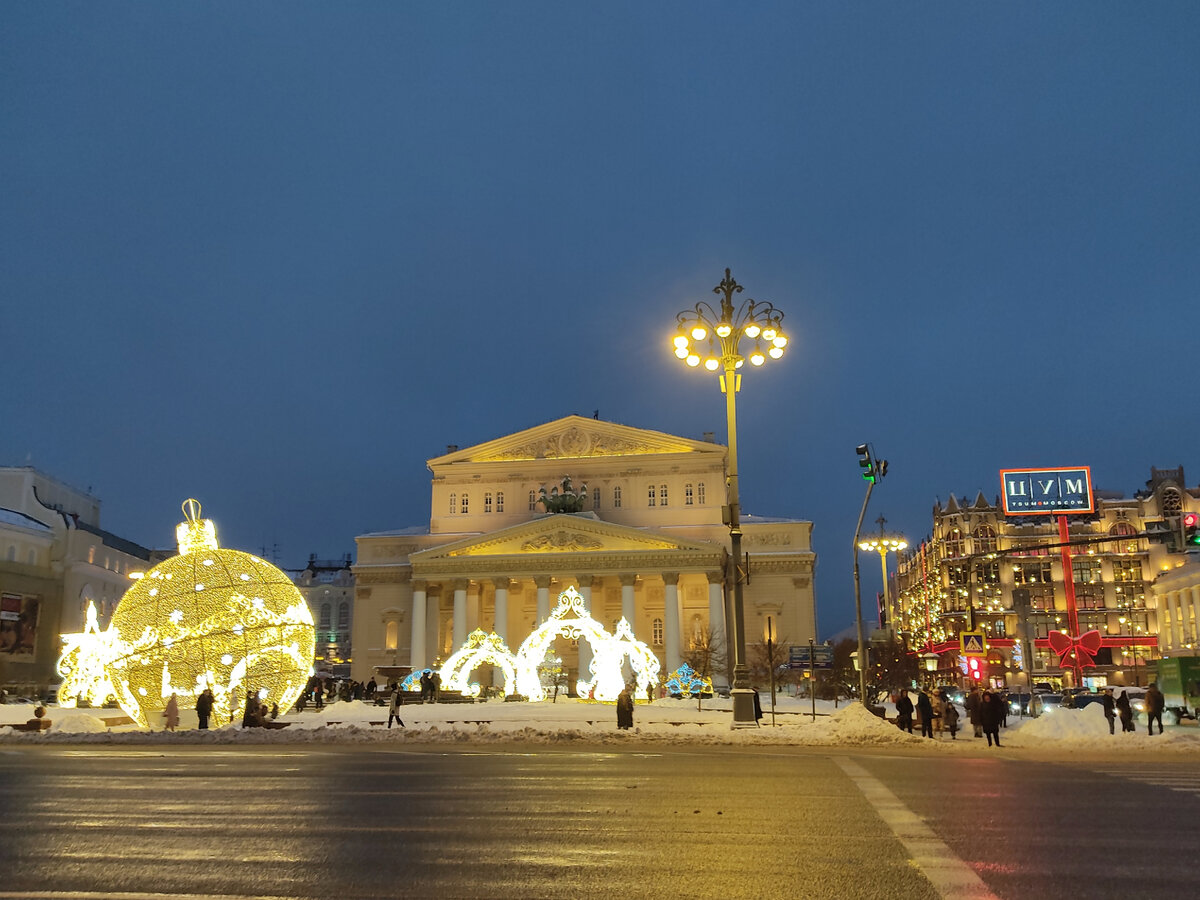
(1000, 467), (1094, 516)
(789, 645), (833, 669)
(960, 631), (986, 657)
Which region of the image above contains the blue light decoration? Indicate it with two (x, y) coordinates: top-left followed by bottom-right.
(400, 668), (433, 691)
(664, 662), (713, 698)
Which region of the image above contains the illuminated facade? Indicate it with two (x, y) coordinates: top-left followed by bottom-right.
(0, 467), (151, 693)
(894, 467), (1197, 690)
(352, 416), (817, 690)
(290, 554), (354, 678)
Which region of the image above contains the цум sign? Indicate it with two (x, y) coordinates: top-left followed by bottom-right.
(1000, 467), (1094, 516)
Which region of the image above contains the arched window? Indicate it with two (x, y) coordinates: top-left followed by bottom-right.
(690, 614), (703, 647)
(648, 485), (656, 507)
(319, 603), (331, 629)
(943, 527), (964, 559)
(449, 493), (457, 515)
(697, 483), (706, 505)
(973, 524), (997, 554)
(660, 484), (668, 507)
(613, 486), (623, 508)
(1161, 487), (1183, 516)
(593, 487), (600, 509)
(385, 620), (399, 652)
(1109, 522), (1139, 554)
(484, 493), (493, 513)
(685, 484), (694, 505)
(496, 492), (504, 513)
(27, 549), (37, 565)
(529, 490), (537, 511)
(652, 617), (664, 646)
(337, 602), (349, 628)
(460, 493), (469, 515)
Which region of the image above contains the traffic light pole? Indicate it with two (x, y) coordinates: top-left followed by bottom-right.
(852, 479), (875, 708)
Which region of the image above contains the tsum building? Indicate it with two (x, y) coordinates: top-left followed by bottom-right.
(894, 467), (1198, 691)
(351, 416), (817, 690)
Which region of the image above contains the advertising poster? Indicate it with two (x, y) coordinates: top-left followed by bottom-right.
(0, 593), (39, 656)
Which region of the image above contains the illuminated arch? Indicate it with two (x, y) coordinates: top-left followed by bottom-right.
(440, 629), (518, 697)
(515, 586), (622, 701)
(602, 617), (661, 698)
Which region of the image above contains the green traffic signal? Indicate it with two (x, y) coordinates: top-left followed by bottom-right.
(856, 443), (876, 483)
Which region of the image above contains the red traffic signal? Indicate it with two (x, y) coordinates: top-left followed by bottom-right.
(967, 657), (983, 681)
(1185, 512), (1200, 546)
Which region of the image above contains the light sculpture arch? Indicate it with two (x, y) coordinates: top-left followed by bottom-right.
(515, 586), (623, 701)
(604, 617), (661, 698)
(440, 629), (518, 697)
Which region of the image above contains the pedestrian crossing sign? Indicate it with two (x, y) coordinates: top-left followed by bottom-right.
(960, 632), (986, 657)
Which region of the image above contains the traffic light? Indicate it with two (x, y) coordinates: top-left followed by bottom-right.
(967, 657), (984, 682)
(1185, 512), (1200, 547)
(856, 444), (876, 483)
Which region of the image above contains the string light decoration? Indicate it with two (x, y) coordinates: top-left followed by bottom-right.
(401, 669), (432, 692)
(440, 629), (518, 697)
(664, 662), (713, 698)
(57, 600), (118, 707)
(607, 617), (661, 698)
(57, 500), (315, 728)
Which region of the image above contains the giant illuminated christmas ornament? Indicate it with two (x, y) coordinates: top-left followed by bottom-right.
(57, 500), (316, 728)
(440, 629), (518, 697)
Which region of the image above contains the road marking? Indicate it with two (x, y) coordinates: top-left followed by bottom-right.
(834, 757), (999, 900)
(1088, 766), (1200, 796)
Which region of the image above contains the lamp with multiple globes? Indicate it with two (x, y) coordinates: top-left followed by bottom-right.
(671, 268), (790, 728)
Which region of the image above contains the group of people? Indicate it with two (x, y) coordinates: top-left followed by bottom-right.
(1101, 683), (1166, 735)
(894, 688), (962, 741)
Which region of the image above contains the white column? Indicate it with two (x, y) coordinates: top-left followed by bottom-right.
(708, 573), (727, 689)
(426, 592), (439, 664)
(664, 572), (681, 674)
(410, 581), (427, 669)
(1188, 587), (1200, 644)
(453, 580), (467, 650)
(492, 577), (509, 642)
(578, 576), (593, 682)
(1173, 591), (1186, 648)
(621, 574), (636, 633)
(536, 577), (551, 625)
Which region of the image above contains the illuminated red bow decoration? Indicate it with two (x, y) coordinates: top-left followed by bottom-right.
(1047, 629), (1103, 668)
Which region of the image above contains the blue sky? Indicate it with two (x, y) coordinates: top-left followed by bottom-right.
(4, 4), (1198, 637)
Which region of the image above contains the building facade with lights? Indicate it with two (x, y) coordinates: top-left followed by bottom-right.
(290, 554), (354, 679)
(351, 416), (817, 690)
(0, 467), (151, 693)
(893, 467), (1199, 691)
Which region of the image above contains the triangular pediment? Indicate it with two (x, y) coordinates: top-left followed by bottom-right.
(411, 514), (719, 561)
(428, 415), (722, 467)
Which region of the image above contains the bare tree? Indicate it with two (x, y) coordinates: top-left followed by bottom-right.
(682, 625), (728, 684)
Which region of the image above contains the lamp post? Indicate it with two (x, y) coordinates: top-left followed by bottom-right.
(858, 525), (908, 635)
(672, 268), (789, 728)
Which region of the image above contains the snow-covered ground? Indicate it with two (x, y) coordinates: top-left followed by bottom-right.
(3, 695), (1199, 753)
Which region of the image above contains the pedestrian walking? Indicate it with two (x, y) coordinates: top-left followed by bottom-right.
(162, 692), (180, 731)
(616, 685), (634, 730)
(917, 690), (934, 739)
(752, 688), (763, 725)
(195, 687), (215, 730)
(980, 690), (1003, 747)
(388, 687), (405, 729)
(931, 693), (946, 738)
(1101, 688), (1116, 735)
(365, 677), (377, 702)
(966, 686), (983, 738)
(1146, 682), (1165, 735)
(895, 691), (914, 733)
(1116, 690), (1134, 732)
(943, 701), (959, 739)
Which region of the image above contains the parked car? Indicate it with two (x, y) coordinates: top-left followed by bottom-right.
(1008, 692), (1062, 715)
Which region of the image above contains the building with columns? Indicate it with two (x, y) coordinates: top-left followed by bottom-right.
(351, 416), (816, 690)
(1153, 559), (1200, 657)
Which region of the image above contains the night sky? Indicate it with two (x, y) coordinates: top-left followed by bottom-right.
(4, 5), (1198, 637)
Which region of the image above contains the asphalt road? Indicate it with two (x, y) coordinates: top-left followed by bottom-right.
(0, 743), (1196, 899)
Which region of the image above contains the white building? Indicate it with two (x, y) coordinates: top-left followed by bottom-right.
(352, 416), (816, 691)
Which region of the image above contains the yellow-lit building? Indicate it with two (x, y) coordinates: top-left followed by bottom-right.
(894, 467), (1197, 690)
(351, 416), (816, 690)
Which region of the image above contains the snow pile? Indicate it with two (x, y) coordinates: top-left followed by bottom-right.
(1006, 703), (1200, 753)
(48, 709), (108, 734)
(817, 703), (924, 746)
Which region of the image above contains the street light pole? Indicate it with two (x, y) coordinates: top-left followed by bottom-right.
(672, 269), (789, 728)
(852, 482), (875, 708)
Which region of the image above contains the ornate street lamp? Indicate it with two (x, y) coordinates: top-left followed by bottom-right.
(858, 530), (908, 635)
(672, 268), (789, 728)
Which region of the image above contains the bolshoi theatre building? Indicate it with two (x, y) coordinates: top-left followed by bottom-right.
(351, 416), (817, 689)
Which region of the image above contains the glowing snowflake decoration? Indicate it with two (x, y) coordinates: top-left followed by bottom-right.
(664, 662), (712, 698)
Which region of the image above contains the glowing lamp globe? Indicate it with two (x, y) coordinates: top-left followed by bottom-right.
(104, 500), (315, 728)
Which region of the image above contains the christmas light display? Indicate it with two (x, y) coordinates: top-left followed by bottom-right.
(605, 617), (661, 698)
(401, 669), (432, 692)
(440, 629), (518, 697)
(664, 662), (712, 698)
(57, 600), (118, 707)
(57, 500), (315, 728)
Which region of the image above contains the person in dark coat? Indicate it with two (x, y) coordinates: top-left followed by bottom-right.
(195, 688), (215, 730)
(365, 678), (377, 702)
(388, 687), (405, 729)
(943, 701), (959, 739)
(616, 685), (634, 730)
(1116, 690), (1134, 732)
(420, 672), (432, 702)
(431, 671), (441, 702)
(1146, 682), (1165, 735)
(1101, 689), (1116, 735)
(980, 690), (1003, 746)
(895, 692), (914, 733)
(916, 690), (934, 738)
(965, 686), (983, 738)
(752, 688), (763, 724)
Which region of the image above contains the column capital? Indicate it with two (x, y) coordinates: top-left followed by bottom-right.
(620, 573), (638, 588)
(577, 574), (594, 588)
(662, 572), (680, 587)
(492, 577), (512, 592)
(452, 579), (469, 593)
(534, 575), (553, 589)
(412, 579), (427, 593)
(705, 570), (724, 586)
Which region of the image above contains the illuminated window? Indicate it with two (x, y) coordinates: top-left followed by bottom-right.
(613, 486), (622, 508)
(660, 484), (668, 507)
(385, 620), (398, 651)
(485, 493), (493, 513)
(449, 493), (457, 515)
(648, 486), (656, 507)
(697, 483), (705, 505)
(652, 617), (664, 646)
(496, 492), (504, 513)
(973, 524), (997, 554)
(685, 484), (694, 505)
(943, 527), (965, 559)
(461, 493), (469, 515)
(529, 490), (537, 511)
(1108, 522), (1139, 554)
(593, 488), (600, 509)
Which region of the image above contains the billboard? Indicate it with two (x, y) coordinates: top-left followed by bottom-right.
(0, 593), (39, 656)
(1000, 467), (1094, 516)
